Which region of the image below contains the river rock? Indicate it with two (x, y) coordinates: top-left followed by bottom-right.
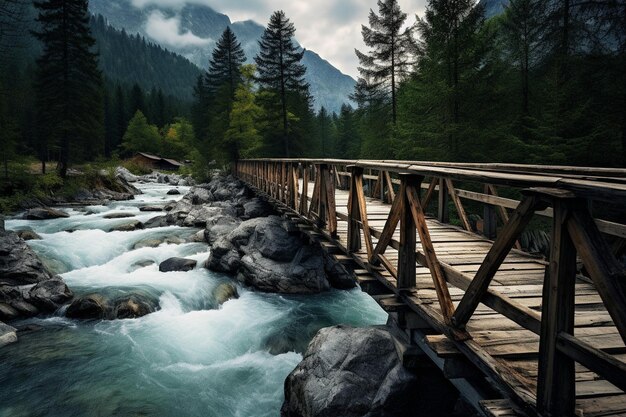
(0, 321), (18, 347)
(213, 282), (239, 305)
(28, 278), (73, 311)
(133, 238), (163, 249)
(182, 205), (225, 227)
(115, 166), (139, 182)
(206, 238), (242, 273)
(109, 220), (144, 232)
(10, 300), (39, 317)
(204, 215), (241, 244)
(243, 198), (273, 219)
(0, 303), (19, 321)
(167, 189), (181, 195)
(66, 294), (109, 319)
(0, 230), (54, 285)
(159, 257), (197, 272)
(144, 215), (168, 229)
(130, 260), (155, 270)
(103, 212), (135, 219)
(139, 205), (164, 212)
(16, 230), (42, 241)
(24, 207), (70, 220)
(113, 294), (158, 319)
(282, 325), (459, 417)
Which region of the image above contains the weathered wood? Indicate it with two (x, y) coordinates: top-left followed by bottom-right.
(299, 164), (308, 215)
(422, 177), (438, 209)
(385, 171), (395, 203)
(370, 183), (404, 264)
(397, 175), (418, 290)
(406, 183), (455, 324)
(537, 199), (577, 417)
(567, 206), (626, 345)
(446, 178), (472, 231)
(452, 195), (545, 329)
(483, 184), (498, 239)
(438, 177), (449, 223)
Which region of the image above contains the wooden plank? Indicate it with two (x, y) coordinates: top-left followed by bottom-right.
(446, 178), (472, 231)
(397, 175), (418, 290)
(406, 183), (455, 325)
(537, 199), (577, 417)
(452, 196), (545, 329)
(568, 207), (626, 345)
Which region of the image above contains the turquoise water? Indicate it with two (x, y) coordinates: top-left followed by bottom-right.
(0, 183), (387, 417)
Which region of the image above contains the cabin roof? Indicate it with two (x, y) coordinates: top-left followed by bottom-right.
(134, 152), (182, 167)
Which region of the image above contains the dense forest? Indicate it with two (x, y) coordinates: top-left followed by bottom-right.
(1, 0), (625, 201)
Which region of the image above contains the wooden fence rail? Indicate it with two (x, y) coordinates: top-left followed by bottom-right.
(234, 158), (626, 417)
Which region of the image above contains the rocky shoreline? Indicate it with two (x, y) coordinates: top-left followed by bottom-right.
(0, 167), (465, 416)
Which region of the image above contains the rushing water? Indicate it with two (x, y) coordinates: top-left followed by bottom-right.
(0, 183), (387, 417)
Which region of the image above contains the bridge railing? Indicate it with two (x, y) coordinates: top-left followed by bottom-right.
(235, 158), (626, 416)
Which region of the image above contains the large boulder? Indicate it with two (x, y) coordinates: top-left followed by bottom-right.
(204, 215), (241, 244)
(207, 216), (333, 294)
(24, 207), (70, 220)
(115, 166), (139, 182)
(65, 294), (109, 319)
(109, 220), (144, 232)
(112, 294), (159, 319)
(243, 198), (273, 219)
(144, 215), (168, 229)
(28, 278), (73, 311)
(282, 325), (459, 417)
(0, 230), (55, 285)
(159, 257), (197, 272)
(167, 189), (181, 195)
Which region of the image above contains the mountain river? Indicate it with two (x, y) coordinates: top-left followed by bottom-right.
(0, 182), (387, 417)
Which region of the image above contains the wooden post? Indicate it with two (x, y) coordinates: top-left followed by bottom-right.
(537, 198), (577, 417)
(300, 163), (308, 215)
(348, 166), (362, 253)
(397, 174), (418, 290)
(438, 177), (449, 223)
(483, 184), (497, 239)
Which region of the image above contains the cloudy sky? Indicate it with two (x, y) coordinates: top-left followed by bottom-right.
(131, 0), (428, 78)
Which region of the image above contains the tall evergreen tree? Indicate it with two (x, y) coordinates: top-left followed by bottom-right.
(255, 10), (310, 157)
(206, 27), (246, 100)
(32, 0), (104, 176)
(129, 83), (145, 117)
(355, 0), (415, 125)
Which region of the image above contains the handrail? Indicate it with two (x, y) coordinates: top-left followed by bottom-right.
(234, 158), (626, 417)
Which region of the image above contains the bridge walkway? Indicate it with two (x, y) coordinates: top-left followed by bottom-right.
(235, 159), (626, 417)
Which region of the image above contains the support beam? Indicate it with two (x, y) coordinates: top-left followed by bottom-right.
(397, 174), (417, 290)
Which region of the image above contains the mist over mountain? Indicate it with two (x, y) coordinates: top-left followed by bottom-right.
(88, 0), (356, 112)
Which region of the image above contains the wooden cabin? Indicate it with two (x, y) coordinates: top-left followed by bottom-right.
(131, 152), (183, 171)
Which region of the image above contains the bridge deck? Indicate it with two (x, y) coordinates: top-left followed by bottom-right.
(235, 159), (626, 417)
(300, 180), (626, 416)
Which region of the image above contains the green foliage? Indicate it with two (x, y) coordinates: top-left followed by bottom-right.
(121, 111), (162, 156)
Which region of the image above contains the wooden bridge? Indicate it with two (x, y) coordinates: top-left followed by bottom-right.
(234, 159), (626, 417)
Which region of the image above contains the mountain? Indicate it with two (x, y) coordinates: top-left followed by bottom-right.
(90, 15), (202, 99)
(88, 0), (356, 113)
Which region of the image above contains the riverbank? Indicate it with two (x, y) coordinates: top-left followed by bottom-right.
(0, 172), (387, 416)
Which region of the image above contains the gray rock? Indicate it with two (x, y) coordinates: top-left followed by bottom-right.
(0, 321), (17, 347)
(24, 207), (70, 220)
(159, 257), (197, 272)
(109, 220), (144, 232)
(0, 231), (54, 285)
(0, 216), (4, 232)
(206, 238), (241, 273)
(113, 294), (159, 319)
(282, 325), (459, 417)
(204, 215), (241, 244)
(133, 238), (163, 249)
(167, 189), (181, 195)
(115, 166), (139, 182)
(103, 212), (135, 219)
(66, 294), (109, 319)
(243, 198), (273, 219)
(213, 282), (239, 305)
(28, 278), (73, 311)
(139, 205), (164, 212)
(130, 260), (155, 270)
(182, 206), (225, 227)
(9, 300), (39, 317)
(16, 230), (42, 241)
(144, 216), (168, 229)
(0, 303), (19, 320)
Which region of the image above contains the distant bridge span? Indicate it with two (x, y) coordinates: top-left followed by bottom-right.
(234, 159), (626, 417)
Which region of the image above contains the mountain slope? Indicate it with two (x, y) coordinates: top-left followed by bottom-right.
(88, 0), (355, 112)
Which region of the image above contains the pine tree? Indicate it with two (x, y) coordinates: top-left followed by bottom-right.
(32, 0), (104, 177)
(129, 83), (145, 117)
(355, 0), (415, 125)
(206, 27), (246, 100)
(416, 0), (484, 158)
(316, 107), (333, 157)
(255, 10), (310, 157)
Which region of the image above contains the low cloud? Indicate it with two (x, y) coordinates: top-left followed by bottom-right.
(145, 10), (213, 48)
(132, 0), (427, 78)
